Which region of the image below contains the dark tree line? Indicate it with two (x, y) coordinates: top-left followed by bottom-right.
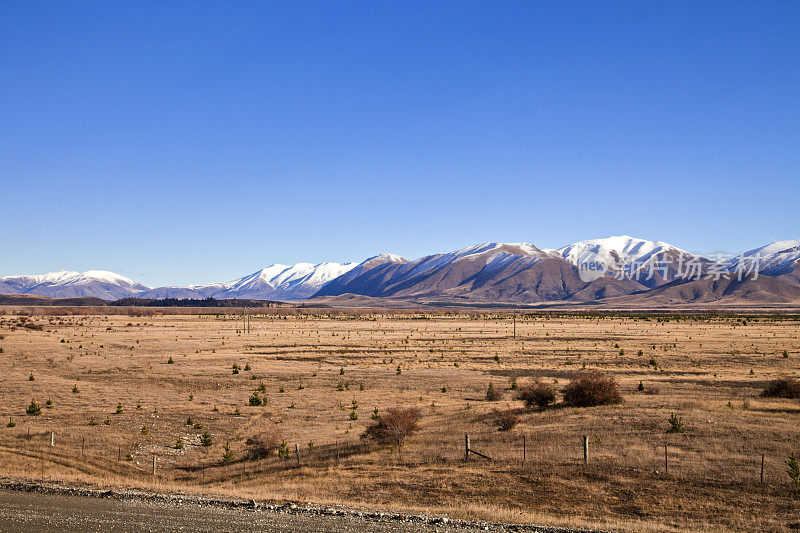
(110, 297), (278, 308)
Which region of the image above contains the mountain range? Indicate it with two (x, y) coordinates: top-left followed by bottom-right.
(3, 236), (800, 306)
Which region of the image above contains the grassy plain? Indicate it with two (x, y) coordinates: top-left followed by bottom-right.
(0, 308), (799, 531)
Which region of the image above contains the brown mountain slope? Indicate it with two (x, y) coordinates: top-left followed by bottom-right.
(608, 275), (800, 305)
(316, 246), (644, 303)
(0, 294), (109, 306)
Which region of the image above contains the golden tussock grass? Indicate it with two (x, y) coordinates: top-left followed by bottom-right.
(0, 309), (799, 531)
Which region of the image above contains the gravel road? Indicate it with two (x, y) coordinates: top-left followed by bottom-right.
(0, 489), (501, 532)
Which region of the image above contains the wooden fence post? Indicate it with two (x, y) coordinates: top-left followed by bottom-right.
(117, 445), (121, 463)
(81, 437), (85, 458)
(152, 455), (157, 475)
(295, 443), (300, 466)
(664, 445), (668, 475)
(522, 434), (526, 464)
(336, 440), (340, 465)
(583, 436), (588, 465)
(50, 431), (55, 447)
(465, 434), (471, 462)
(760, 453), (765, 486)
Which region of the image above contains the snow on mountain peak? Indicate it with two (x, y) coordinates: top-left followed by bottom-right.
(80, 270), (140, 285)
(369, 253), (408, 263)
(0, 269), (150, 299)
(5, 236), (800, 302)
(741, 239), (800, 258)
(731, 239), (800, 273)
(213, 261), (358, 300)
(555, 235), (688, 268)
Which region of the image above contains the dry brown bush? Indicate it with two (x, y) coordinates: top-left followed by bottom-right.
(362, 406), (421, 456)
(485, 382), (503, 401)
(563, 371), (622, 407)
(494, 410), (520, 431)
(517, 382), (555, 409)
(245, 429), (282, 459)
(760, 377), (800, 399)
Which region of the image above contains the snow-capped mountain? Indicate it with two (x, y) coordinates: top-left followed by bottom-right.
(4, 237), (800, 304)
(730, 239), (800, 271)
(1, 262), (358, 301)
(139, 262), (358, 301)
(0, 270), (149, 300)
(313, 242), (607, 301)
(215, 262), (357, 300)
(137, 283), (226, 300)
(550, 235), (685, 268)
(548, 235), (705, 287)
(726, 239), (800, 282)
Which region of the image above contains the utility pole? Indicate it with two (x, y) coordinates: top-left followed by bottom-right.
(513, 310), (516, 339)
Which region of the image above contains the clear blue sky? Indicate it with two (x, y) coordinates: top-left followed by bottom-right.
(2, 1), (798, 287)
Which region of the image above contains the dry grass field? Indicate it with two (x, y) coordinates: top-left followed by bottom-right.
(1, 308), (799, 531)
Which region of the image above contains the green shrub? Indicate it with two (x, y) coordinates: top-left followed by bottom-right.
(26, 399), (41, 416)
(222, 441), (233, 463)
(485, 382), (503, 401)
(278, 441), (290, 460)
(200, 430), (213, 446)
(788, 452), (800, 488)
(667, 412), (684, 433)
